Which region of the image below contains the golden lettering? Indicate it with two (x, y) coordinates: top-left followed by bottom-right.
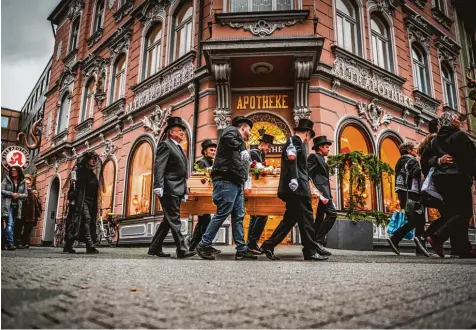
(250, 96), (255, 109)
(243, 96), (249, 109)
(257, 95), (261, 109)
(275, 95), (281, 108)
(262, 95), (268, 108)
(237, 96), (243, 110)
(235, 94), (289, 110)
(269, 95), (274, 108)
(282, 95), (287, 108)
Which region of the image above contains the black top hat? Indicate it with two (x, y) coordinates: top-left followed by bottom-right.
(259, 134), (274, 145)
(166, 117), (187, 131)
(231, 116), (253, 129)
(312, 136), (333, 150)
(429, 118), (438, 134)
(201, 139), (217, 151)
(294, 118), (315, 138)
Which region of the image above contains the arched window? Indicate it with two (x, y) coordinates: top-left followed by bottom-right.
(93, 0), (105, 33)
(172, 2), (193, 61)
(111, 55), (126, 102)
(56, 93), (70, 133)
(99, 159), (116, 219)
(126, 141), (153, 216)
(231, 0), (293, 12)
(370, 14), (393, 72)
(412, 44), (430, 95)
(339, 124), (376, 210)
(442, 62), (457, 109)
(143, 23), (163, 80)
(379, 137), (400, 213)
(336, 0), (360, 55)
(81, 78), (95, 122)
(69, 19), (80, 52)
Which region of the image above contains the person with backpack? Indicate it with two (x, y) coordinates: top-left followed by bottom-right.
(387, 142), (430, 256)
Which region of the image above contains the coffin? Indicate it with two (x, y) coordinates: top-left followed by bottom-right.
(180, 174), (319, 217)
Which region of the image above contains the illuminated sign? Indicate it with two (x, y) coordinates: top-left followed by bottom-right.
(236, 95), (289, 110)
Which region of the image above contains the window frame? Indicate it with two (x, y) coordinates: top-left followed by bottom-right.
(370, 14), (393, 72)
(56, 92), (71, 134)
(230, 0), (295, 12)
(80, 78), (96, 123)
(171, 1), (194, 62)
(411, 44), (431, 95)
(110, 54), (127, 103)
(335, 0), (361, 56)
(142, 23), (163, 80)
(1, 116), (9, 128)
(69, 18), (81, 52)
(441, 61), (458, 110)
(92, 0), (105, 34)
(99, 158), (117, 218)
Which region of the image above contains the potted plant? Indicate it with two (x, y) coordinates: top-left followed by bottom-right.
(325, 151), (394, 250)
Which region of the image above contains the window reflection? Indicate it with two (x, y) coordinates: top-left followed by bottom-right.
(379, 137), (400, 213)
(127, 141), (153, 216)
(99, 160), (115, 218)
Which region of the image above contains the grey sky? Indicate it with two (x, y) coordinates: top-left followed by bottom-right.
(1, 0), (59, 110)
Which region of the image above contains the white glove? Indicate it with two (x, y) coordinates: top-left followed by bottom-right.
(182, 194), (189, 202)
(240, 150), (250, 162)
(153, 188), (163, 197)
(289, 179), (298, 191)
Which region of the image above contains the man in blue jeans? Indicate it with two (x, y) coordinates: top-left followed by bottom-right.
(196, 116), (258, 260)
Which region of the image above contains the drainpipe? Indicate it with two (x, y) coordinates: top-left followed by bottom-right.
(51, 22), (56, 38)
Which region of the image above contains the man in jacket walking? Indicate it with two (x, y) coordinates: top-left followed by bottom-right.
(308, 136), (336, 257)
(247, 133), (274, 254)
(18, 174), (42, 249)
(196, 116), (257, 260)
(148, 117), (196, 259)
(260, 119), (328, 261)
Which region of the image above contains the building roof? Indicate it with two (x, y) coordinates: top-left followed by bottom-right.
(47, 0), (72, 25)
(1, 106), (20, 113)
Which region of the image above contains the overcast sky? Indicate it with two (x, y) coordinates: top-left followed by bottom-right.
(1, 0), (59, 111)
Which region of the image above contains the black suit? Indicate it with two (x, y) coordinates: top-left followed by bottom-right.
(262, 136), (318, 256)
(308, 153), (337, 244)
(149, 139), (188, 255)
(247, 148), (268, 249)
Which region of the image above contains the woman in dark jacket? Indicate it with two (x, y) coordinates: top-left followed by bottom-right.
(1, 166), (27, 250)
(426, 111), (476, 258)
(18, 174), (42, 248)
(63, 151), (100, 254)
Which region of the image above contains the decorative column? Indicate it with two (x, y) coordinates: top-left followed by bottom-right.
(293, 59), (313, 125)
(212, 61), (232, 136)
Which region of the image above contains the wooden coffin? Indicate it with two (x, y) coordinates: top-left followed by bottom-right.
(180, 174), (319, 217)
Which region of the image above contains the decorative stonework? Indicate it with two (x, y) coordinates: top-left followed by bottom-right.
(101, 140), (118, 160)
(87, 28), (104, 47)
(63, 49), (79, 69)
(142, 105), (171, 138)
(101, 98), (126, 122)
(136, 0), (165, 23)
(435, 35), (460, 68)
(56, 41), (63, 61)
(431, 6), (453, 30)
(52, 130), (69, 147)
(367, 0), (403, 15)
(211, 62), (232, 130)
(74, 118), (93, 138)
(405, 14), (431, 50)
(58, 67), (75, 97)
(357, 99), (392, 132)
(129, 57), (195, 112)
(293, 59), (313, 125)
(114, 0), (134, 22)
(187, 82), (195, 100)
(410, 0), (427, 9)
(226, 19), (303, 38)
(109, 28), (132, 58)
(68, 0), (85, 20)
(331, 47), (413, 109)
(413, 90), (440, 114)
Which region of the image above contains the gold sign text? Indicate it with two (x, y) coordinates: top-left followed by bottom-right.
(236, 95), (288, 110)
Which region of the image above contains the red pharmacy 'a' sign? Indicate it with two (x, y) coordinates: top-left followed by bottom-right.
(2, 146), (31, 171)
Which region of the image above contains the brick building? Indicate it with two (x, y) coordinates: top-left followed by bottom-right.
(1, 107), (21, 179)
(33, 0), (475, 246)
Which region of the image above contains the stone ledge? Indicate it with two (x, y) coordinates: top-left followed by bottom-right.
(413, 90), (440, 114)
(87, 28), (104, 47)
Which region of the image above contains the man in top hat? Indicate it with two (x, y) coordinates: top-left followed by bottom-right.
(247, 133), (274, 254)
(260, 119), (328, 261)
(308, 136), (336, 256)
(148, 117), (196, 259)
(188, 139), (219, 253)
(196, 116), (258, 260)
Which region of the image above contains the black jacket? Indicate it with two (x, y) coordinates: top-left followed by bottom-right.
(154, 139), (188, 196)
(420, 135), (436, 178)
(195, 156), (213, 170)
(430, 126), (476, 181)
(211, 126), (247, 186)
(250, 148), (265, 163)
(278, 136), (311, 201)
(308, 153), (332, 199)
(395, 154), (421, 194)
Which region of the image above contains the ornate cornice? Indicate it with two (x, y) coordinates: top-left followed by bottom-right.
(413, 90), (440, 114)
(67, 0), (85, 20)
(212, 61), (232, 130)
(367, 0), (405, 15)
(431, 6), (453, 30)
(87, 28), (104, 47)
(409, 0), (427, 9)
(134, 0), (167, 23)
(102, 98), (126, 122)
(114, 0), (134, 22)
(435, 35), (461, 67)
(405, 14), (432, 50)
(52, 129), (69, 147)
(293, 59), (313, 125)
(215, 10), (309, 38)
(74, 118), (94, 138)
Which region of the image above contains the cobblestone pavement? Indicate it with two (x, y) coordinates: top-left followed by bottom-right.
(2, 246), (476, 329)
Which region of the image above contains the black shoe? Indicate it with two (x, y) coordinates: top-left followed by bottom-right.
(6, 245), (16, 251)
(86, 247), (99, 254)
(414, 237), (430, 257)
(261, 246), (280, 261)
(177, 251), (197, 259)
(235, 250), (259, 260)
(387, 236), (400, 255)
(196, 245), (216, 260)
(148, 251), (171, 258)
(316, 243), (332, 256)
(210, 247), (222, 255)
(305, 252), (329, 261)
(248, 246), (263, 255)
(63, 247), (76, 253)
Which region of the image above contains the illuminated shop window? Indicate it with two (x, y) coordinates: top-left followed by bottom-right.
(339, 124), (376, 210)
(232, 0), (293, 12)
(99, 159), (116, 218)
(379, 137), (400, 214)
(127, 141), (153, 216)
(143, 23), (163, 80)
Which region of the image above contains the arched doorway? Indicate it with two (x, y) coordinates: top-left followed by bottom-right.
(43, 176), (60, 244)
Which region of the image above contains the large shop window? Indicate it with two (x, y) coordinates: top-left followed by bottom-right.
(172, 2), (193, 61)
(143, 23), (163, 80)
(379, 137), (400, 214)
(339, 124), (376, 210)
(81, 78), (95, 122)
(336, 0), (360, 55)
(99, 159), (116, 219)
(93, 0), (105, 33)
(69, 18), (80, 52)
(441, 62), (458, 109)
(370, 14), (393, 72)
(412, 44), (431, 95)
(111, 55), (126, 102)
(232, 0), (293, 12)
(56, 93), (70, 133)
(126, 141), (153, 216)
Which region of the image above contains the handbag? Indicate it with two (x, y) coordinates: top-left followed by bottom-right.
(421, 167), (443, 208)
(387, 211), (414, 240)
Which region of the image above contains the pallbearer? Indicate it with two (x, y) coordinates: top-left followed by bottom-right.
(260, 119), (328, 261)
(247, 133), (274, 254)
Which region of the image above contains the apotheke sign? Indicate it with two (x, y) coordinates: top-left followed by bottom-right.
(2, 146), (31, 171)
